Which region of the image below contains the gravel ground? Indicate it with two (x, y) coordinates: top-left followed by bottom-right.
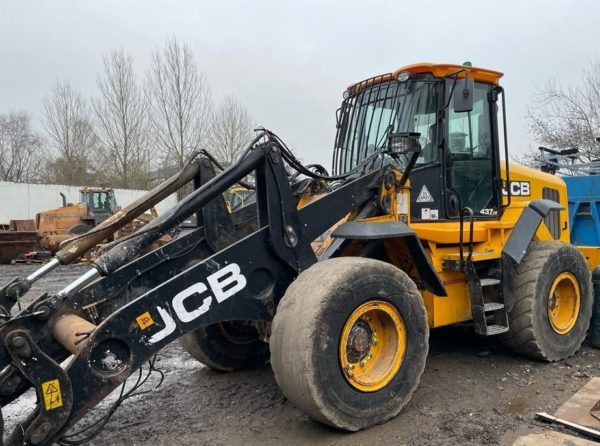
(1, 263), (599, 446)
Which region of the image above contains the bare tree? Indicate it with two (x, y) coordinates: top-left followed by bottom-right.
(527, 58), (600, 162)
(0, 111), (45, 183)
(93, 49), (152, 189)
(208, 96), (255, 165)
(42, 81), (97, 185)
(147, 37), (212, 169)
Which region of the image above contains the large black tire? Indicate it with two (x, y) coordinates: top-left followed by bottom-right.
(502, 242), (592, 361)
(67, 223), (93, 235)
(270, 257), (428, 431)
(179, 321), (269, 372)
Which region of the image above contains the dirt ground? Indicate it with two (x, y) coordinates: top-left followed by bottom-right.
(2, 263), (600, 446)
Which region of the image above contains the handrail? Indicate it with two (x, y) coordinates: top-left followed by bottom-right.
(499, 86), (511, 209)
(459, 207), (475, 265)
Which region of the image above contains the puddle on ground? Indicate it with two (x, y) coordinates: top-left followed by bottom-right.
(506, 397), (528, 414)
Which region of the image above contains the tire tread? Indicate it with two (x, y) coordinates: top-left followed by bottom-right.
(502, 241), (592, 361)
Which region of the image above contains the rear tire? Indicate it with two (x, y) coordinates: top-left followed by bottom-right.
(502, 242), (592, 361)
(179, 321), (269, 372)
(270, 257), (428, 431)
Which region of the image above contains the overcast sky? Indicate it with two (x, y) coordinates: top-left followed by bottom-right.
(1, 0), (600, 167)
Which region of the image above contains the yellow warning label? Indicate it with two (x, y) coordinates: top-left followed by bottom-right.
(136, 311), (154, 330)
(41, 379), (63, 411)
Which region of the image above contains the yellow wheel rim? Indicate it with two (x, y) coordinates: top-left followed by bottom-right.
(339, 300), (406, 392)
(547, 272), (581, 335)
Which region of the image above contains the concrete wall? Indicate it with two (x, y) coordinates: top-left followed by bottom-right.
(0, 182), (178, 224)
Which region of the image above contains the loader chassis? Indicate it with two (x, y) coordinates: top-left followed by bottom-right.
(0, 63), (595, 443)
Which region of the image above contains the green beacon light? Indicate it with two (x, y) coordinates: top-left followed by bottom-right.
(463, 61), (472, 67)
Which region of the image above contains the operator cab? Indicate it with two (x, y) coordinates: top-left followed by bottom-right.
(333, 63), (506, 222)
(80, 188), (117, 224)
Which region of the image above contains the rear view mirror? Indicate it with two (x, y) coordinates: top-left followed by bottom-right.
(454, 78), (474, 113)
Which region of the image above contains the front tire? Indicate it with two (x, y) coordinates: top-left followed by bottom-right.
(502, 242), (592, 361)
(270, 257), (428, 431)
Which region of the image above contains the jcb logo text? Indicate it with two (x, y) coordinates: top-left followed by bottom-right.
(148, 263), (247, 344)
(502, 181), (530, 197)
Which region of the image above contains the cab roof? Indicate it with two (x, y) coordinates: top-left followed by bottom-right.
(348, 63), (504, 94)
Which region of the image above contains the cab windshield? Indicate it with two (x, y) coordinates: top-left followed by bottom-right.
(333, 79), (438, 175)
(81, 191), (117, 213)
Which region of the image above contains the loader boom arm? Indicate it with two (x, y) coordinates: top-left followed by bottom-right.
(0, 136), (385, 446)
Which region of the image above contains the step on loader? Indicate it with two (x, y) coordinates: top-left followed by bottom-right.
(0, 62), (596, 444)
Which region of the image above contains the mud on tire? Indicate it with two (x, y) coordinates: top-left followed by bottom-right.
(502, 241), (592, 362)
(270, 257), (428, 431)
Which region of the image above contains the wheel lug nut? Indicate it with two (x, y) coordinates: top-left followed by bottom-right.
(372, 339), (378, 346)
(360, 360), (366, 368)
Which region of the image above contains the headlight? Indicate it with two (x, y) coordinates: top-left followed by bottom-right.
(397, 71), (410, 82)
(387, 132), (421, 154)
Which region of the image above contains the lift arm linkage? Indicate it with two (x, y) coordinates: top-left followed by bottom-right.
(0, 140), (383, 446)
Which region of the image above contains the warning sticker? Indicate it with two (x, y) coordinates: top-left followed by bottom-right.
(396, 191), (408, 214)
(416, 185), (434, 203)
(41, 379), (63, 411)
(136, 311), (154, 330)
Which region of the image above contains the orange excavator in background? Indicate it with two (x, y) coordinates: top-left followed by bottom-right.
(36, 187), (117, 252)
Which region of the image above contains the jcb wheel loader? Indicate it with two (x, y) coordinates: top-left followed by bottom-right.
(0, 62), (596, 444)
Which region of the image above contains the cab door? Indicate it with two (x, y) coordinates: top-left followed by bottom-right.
(444, 82), (501, 218)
